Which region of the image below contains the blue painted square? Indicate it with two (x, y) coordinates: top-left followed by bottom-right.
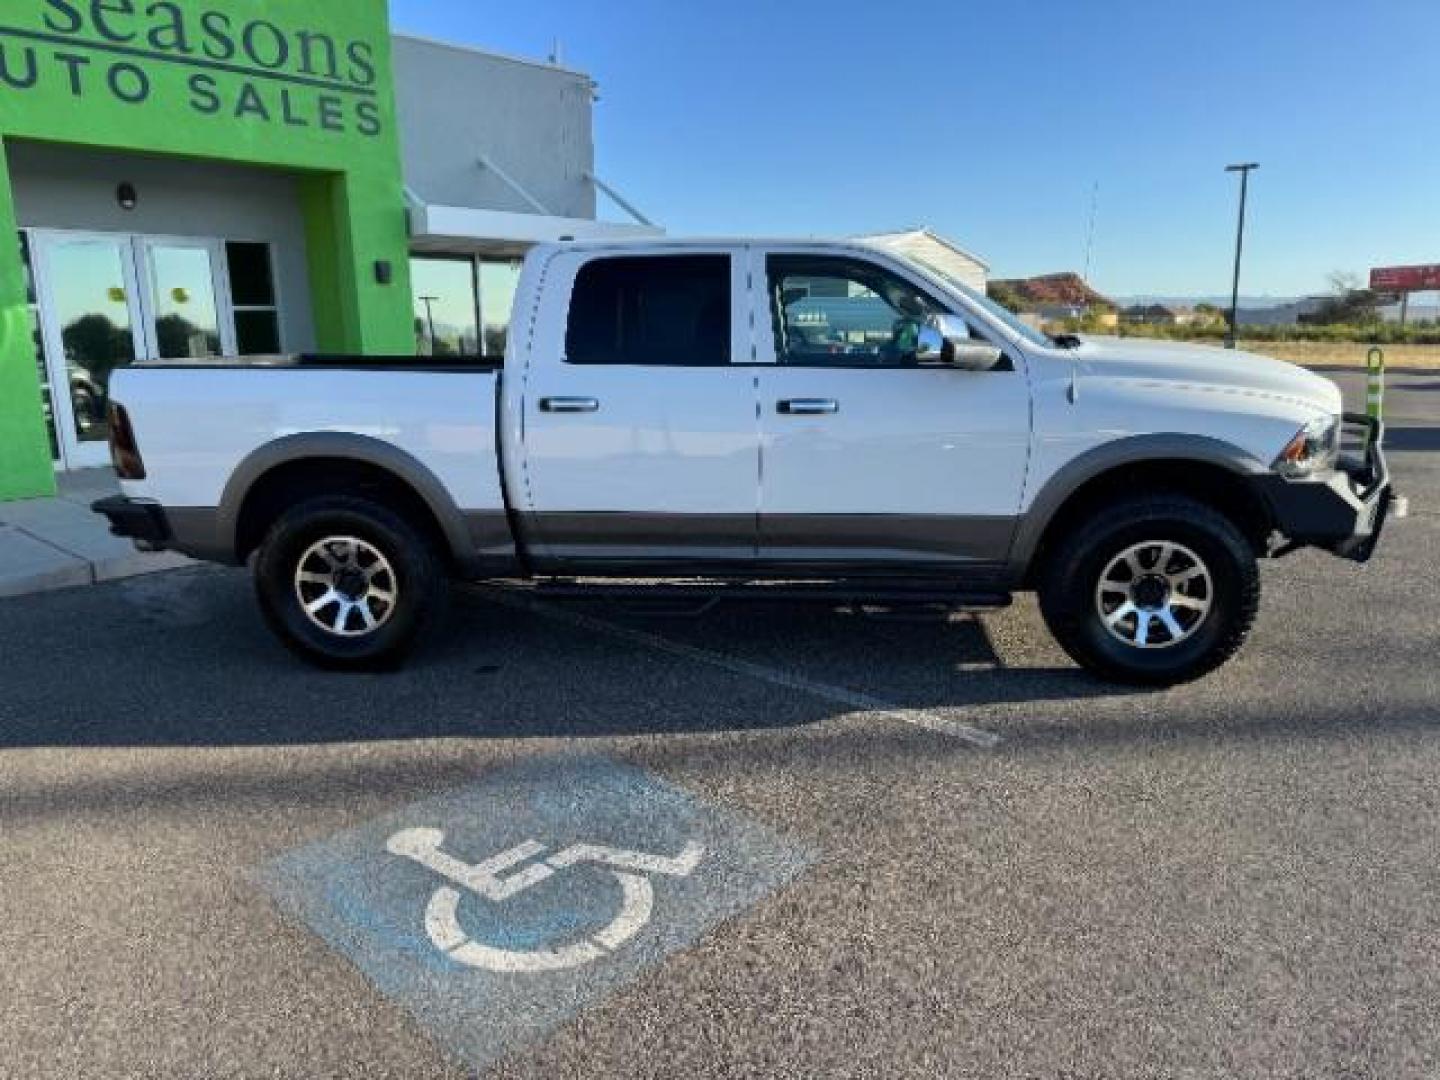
(255, 754), (816, 1074)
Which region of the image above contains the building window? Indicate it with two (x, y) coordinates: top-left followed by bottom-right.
(225, 242), (282, 355)
(410, 256), (479, 357)
(478, 258), (521, 358)
(19, 231), (59, 461)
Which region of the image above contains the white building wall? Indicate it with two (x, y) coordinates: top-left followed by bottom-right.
(860, 229), (989, 292)
(393, 35), (597, 220)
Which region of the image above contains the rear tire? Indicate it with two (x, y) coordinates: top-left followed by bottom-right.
(253, 495), (445, 670)
(1037, 495), (1259, 686)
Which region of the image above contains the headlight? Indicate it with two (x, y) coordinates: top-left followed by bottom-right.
(1273, 414), (1340, 477)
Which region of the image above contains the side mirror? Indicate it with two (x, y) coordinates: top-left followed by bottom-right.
(916, 314), (1004, 371)
(948, 342), (1005, 371)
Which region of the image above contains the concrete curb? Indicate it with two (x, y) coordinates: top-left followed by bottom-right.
(0, 471), (194, 601)
(0, 522), (192, 600)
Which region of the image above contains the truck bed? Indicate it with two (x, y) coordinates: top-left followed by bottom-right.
(112, 360), (507, 520)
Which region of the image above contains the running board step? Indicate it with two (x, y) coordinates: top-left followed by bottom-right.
(509, 579), (1013, 609)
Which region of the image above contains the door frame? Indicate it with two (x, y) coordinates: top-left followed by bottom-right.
(514, 243), (763, 568)
(29, 229), (149, 471)
(28, 228), (238, 470)
(748, 243), (1032, 568)
(133, 234), (238, 361)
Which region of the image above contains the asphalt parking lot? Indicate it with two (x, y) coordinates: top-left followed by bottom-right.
(2, 370), (1437, 1079)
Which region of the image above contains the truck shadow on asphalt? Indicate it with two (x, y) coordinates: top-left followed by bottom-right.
(1386, 426), (1440, 452)
(0, 567), (1133, 751)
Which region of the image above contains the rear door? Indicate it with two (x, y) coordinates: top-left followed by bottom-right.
(754, 249), (1031, 569)
(517, 247), (759, 568)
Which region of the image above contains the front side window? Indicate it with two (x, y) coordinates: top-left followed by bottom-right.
(565, 255), (731, 366)
(768, 255), (951, 366)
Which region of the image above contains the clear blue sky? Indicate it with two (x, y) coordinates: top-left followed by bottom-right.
(391, 0), (1440, 299)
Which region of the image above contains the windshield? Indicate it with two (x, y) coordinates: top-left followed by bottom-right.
(901, 256), (1058, 350)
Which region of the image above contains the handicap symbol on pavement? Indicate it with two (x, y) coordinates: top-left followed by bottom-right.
(386, 828), (704, 973)
(256, 754), (815, 1075)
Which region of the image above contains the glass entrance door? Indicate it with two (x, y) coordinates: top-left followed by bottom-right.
(31, 232), (233, 470)
(137, 238), (234, 361)
(30, 232), (146, 470)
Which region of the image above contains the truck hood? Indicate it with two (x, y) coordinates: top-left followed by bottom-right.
(1068, 337), (1342, 415)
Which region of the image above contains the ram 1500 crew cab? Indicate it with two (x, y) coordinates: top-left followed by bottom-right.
(94, 239), (1397, 685)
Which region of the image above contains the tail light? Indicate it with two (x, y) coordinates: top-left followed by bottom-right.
(107, 400), (146, 480)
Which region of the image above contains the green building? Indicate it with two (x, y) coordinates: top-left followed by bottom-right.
(0, 0), (655, 501)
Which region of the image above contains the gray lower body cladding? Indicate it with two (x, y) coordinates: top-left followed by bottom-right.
(523, 512), (1018, 577)
(96, 502), (1021, 581)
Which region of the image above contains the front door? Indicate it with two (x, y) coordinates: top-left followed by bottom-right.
(519, 248), (759, 568)
(30, 231), (232, 470)
(755, 251), (1032, 569)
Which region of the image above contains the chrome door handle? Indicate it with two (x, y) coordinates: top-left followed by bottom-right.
(539, 397), (600, 414)
(777, 398), (839, 416)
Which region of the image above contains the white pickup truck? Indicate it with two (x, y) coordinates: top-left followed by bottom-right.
(94, 238), (1396, 685)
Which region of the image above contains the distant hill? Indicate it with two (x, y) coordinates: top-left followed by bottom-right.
(994, 273), (1115, 308)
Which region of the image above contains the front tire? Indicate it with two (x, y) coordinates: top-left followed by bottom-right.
(1037, 495), (1260, 686)
(254, 495), (445, 670)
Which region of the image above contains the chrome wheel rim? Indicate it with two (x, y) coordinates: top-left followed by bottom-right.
(293, 536), (399, 638)
(1095, 541), (1213, 650)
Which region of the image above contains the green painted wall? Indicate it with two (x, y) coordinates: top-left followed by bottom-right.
(0, 0), (415, 499)
(0, 152), (54, 499)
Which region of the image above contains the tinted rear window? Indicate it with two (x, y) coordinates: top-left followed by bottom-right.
(565, 255), (731, 365)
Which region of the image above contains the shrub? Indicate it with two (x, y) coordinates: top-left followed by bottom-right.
(1053, 321), (1440, 346)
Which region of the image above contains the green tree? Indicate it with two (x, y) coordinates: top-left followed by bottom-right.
(987, 281), (1026, 313)
(1302, 271), (1384, 326)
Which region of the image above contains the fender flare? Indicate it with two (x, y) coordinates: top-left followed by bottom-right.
(217, 432), (478, 569)
(1007, 433), (1269, 578)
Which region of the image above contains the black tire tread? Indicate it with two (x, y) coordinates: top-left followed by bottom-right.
(1037, 494), (1260, 686)
(253, 494), (445, 671)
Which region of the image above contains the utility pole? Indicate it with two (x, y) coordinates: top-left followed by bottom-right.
(1082, 181), (1099, 286)
(1224, 163), (1259, 349)
(418, 296), (439, 354)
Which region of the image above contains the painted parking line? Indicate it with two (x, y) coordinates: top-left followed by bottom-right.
(257, 754), (816, 1075)
(473, 586), (1003, 748)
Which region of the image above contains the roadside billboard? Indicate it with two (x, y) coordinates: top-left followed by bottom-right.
(1370, 265), (1440, 292)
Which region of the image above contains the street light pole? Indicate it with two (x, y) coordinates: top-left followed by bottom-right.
(1224, 162), (1259, 349)
(418, 295), (439, 354)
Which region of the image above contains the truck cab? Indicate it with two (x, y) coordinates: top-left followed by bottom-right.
(507, 240), (1032, 574)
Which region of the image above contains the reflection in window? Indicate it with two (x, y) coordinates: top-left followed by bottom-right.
(46, 237), (136, 443)
(411, 257), (478, 357)
(19, 232), (59, 460)
(148, 245), (222, 359)
(226, 242), (281, 355)
(479, 258), (521, 358)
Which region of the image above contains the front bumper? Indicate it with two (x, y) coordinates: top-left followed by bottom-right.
(1254, 413), (1397, 563)
(92, 495), (172, 552)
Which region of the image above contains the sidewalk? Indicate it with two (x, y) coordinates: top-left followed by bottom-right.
(0, 469), (191, 600)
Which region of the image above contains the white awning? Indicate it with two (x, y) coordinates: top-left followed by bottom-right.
(409, 202), (662, 257)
